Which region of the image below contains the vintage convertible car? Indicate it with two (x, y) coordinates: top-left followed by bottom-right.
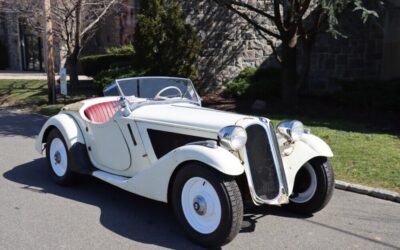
(36, 77), (334, 247)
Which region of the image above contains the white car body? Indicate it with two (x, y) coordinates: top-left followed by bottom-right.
(35, 77), (333, 206)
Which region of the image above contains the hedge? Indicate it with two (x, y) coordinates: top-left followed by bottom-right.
(335, 79), (400, 112)
(80, 54), (133, 77)
(224, 67), (281, 99)
(93, 67), (144, 95)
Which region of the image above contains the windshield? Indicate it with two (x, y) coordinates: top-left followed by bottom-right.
(103, 77), (200, 104)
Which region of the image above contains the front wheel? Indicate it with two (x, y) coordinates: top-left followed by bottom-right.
(285, 158), (334, 214)
(171, 162), (243, 247)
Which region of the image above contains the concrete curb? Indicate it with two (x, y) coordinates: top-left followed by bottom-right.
(335, 180), (400, 203)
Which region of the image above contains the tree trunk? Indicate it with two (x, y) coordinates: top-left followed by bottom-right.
(44, 0), (56, 104)
(66, 54), (79, 85)
(67, 0), (81, 86)
(281, 43), (298, 105)
(297, 35), (316, 93)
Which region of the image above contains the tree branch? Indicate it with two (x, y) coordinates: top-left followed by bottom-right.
(221, 0), (275, 21)
(213, 0), (281, 39)
(80, 0), (118, 38)
(273, 0), (285, 35)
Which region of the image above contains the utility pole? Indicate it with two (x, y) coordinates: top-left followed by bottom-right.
(44, 0), (56, 104)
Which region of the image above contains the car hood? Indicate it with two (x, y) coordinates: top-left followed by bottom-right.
(132, 102), (254, 132)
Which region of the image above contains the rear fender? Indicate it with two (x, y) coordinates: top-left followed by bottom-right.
(35, 113), (93, 174)
(35, 113), (85, 153)
(282, 133), (333, 195)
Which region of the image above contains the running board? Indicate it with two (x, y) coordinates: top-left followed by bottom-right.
(92, 170), (165, 203)
(92, 170), (130, 186)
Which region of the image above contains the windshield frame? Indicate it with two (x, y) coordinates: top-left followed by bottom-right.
(104, 76), (201, 106)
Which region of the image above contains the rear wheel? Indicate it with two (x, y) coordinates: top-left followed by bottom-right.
(171, 162), (243, 247)
(285, 158), (334, 214)
(46, 129), (76, 185)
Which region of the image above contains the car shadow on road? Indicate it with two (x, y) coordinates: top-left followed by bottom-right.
(0, 109), (47, 137)
(4, 158), (315, 249)
(3, 158), (204, 249)
(240, 205), (312, 233)
(10, 158), (395, 249)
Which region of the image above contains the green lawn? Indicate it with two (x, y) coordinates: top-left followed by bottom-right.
(0, 79), (83, 115)
(269, 118), (400, 193)
(1, 79), (399, 192)
(0, 79), (49, 105)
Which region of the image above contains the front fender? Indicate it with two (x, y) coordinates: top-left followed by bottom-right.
(282, 133), (333, 195)
(175, 144), (244, 176)
(35, 113), (85, 153)
(110, 144), (244, 203)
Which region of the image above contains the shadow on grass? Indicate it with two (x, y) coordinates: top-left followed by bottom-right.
(204, 97), (400, 137)
(0, 80), (91, 108)
(0, 80), (48, 105)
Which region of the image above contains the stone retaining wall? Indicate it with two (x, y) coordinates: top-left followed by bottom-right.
(178, 1), (388, 92)
(177, 1), (279, 92)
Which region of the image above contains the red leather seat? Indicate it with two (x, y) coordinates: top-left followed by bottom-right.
(84, 101), (118, 123)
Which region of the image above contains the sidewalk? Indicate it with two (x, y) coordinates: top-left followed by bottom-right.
(0, 71), (92, 81)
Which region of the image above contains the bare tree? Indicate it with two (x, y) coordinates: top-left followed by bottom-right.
(3, 0), (120, 85)
(1, 0), (55, 103)
(45, 0), (57, 104)
(51, 0), (120, 85)
(211, 0), (379, 104)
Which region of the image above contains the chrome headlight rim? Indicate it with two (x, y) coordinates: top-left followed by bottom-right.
(277, 120), (305, 142)
(218, 125), (247, 151)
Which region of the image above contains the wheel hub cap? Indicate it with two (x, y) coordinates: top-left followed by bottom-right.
(181, 177), (222, 234)
(54, 151), (61, 164)
(49, 138), (68, 177)
(193, 196), (207, 215)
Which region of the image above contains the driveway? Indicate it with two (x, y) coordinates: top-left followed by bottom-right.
(0, 108), (399, 250)
(0, 71), (91, 80)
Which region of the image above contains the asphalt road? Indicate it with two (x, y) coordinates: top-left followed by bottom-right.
(0, 108), (399, 250)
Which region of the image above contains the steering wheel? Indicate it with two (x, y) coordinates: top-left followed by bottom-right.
(154, 86), (183, 100)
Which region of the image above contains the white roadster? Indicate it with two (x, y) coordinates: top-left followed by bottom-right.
(36, 76), (334, 247)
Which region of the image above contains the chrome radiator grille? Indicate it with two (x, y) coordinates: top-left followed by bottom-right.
(245, 123), (282, 200)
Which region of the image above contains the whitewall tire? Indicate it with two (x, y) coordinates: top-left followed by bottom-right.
(46, 129), (76, 185)
(171, 162), (243, 247)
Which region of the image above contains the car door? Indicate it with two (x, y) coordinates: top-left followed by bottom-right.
(85, 117), (131, 172)
(114, 117), (151, 175)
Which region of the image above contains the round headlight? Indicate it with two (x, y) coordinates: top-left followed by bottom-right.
(277, 120), (305, 142)
(218, 126), (247, 150)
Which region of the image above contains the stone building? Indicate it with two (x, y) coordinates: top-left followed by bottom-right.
(307, 0), (400, 91)
(0, 0), (138, 71)
(176, 0), (400, 91)
(1, 0), (399, 92)
(81, 0), (138, 55)
(0, 12), (45, 71)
